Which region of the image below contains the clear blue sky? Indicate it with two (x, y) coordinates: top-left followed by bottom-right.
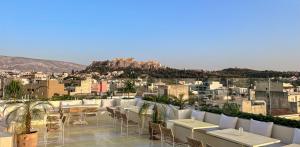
(1, 0), (300, 71)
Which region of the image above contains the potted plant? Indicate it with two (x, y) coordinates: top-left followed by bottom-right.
(148, 103), (165, 140)
(145, 96), (170, 140)
(170, 94), (191, 119)
(4, 99), (53, 147)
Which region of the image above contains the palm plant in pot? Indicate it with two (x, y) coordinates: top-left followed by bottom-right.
(4, 99), (53, 147)
(170, 94), (188, 110)
(145, 96), (173, 140)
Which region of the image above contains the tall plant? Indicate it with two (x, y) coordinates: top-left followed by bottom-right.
(149, 96), (174, 124)
(4, 100), (53, 134)
(139, 102), (150, 116)
(5, 80), (23, 100)
(123, 80), (136, 99)
(222, 102), (240, 115)
(170, 94), (188, 110)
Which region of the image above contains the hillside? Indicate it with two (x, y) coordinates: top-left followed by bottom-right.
(83, 58), (300, 78)
(0, 55), (86, 73)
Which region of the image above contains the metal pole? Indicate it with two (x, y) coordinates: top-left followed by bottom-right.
(268, 78), (271, 115)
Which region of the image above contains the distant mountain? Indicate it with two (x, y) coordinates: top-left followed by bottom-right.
(0, 55), (86, 73)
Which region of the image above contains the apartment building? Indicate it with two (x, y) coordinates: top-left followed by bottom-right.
(91, 80), (108, 95)
(241, 100), (267, 115)
(197, 81), (223, 91)
(255, 81), (290, 114)
(24, 79), (68, 98)
(158, 84), (189, 100)
(70, 77), (92, 96)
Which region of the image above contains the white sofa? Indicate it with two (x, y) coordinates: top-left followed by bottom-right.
(192, 112), (297, 146)
(60, 100), (82, 107)
(82, 99), (102, 106)
(100, 99), (116, 109)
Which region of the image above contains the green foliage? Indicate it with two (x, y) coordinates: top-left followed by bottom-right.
(51, 95), (102, 101)
(138, 102), (150, 116)
(122, 97), (135, 99)
(152, 104), (159, 123)
(170, 94), (188, 110)
(141, 95), (173, 123)
(84, 61), (300, 78)
(123, 80), (136, 93)
(122, 80), (136, 98)
(143, 94), (189, 110)
(5, 80), (23, 100)
(4, 100), (54, 134)
(222, 102), (240, 115)
(143, 95), (170, 104)
(188, 97), (197, 105)
(51, 95), (76, 100)
(200, 106), (300, 129)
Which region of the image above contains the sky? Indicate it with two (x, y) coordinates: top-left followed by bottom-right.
(0, 0), (300, 71)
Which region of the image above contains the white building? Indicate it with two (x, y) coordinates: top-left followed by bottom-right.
(207, 81), (223, 90)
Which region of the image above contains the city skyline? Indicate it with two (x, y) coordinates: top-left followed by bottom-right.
(1, 0), (300, 71)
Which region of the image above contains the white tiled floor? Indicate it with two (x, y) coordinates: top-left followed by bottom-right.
(36, 114), (171, 147)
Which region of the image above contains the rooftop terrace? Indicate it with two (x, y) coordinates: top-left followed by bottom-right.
(36, 115), (163, 147)
(1, 98), (300, 147)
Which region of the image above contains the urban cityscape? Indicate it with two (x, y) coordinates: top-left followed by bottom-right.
(1, 1), (300, 147)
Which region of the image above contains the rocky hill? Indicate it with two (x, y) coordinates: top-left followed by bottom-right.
(0, 55), (86, 73)
(83, 58), (300, 79)
(86, 58), (162, 71)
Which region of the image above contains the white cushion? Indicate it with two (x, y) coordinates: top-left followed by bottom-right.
(101, 99), (115, 108)
(293, 128), (300, 144)
(136, 100), (144, 108)
(61, 100), (82, 106)
(146, 104), (154, 114)
(219, 114), (238, 129)
(148, 104), (154, 110)
(120, 99), (137, 107)
(49, 101), (61, 108)
(133, 98), (140, 106)
(83, 99), (102, 106)
(166, 105), (177, 120)
(191, 110), (205, 121)
(249, 119), (273, 137)
(83, 99), (96, 105)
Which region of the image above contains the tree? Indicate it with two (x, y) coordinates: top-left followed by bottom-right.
(123, 80), (136, 98)
(5, 80), (23, 100)
(222, 102), (240, 115)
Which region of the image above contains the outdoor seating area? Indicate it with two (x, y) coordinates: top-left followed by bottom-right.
(1, 98), (300, 147)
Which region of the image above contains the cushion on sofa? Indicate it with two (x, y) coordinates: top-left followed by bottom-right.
(191, 110), (205, 121)
(219, 114), (238, 129)
(166, 105), (177, 120)
(101, 99), (115, 108)
(83, 99), (96, 105)
(120, 99), (137, 107)
(136, 100), (144, 108)
(61, 100), (82, 106)
(293, 128), (300, 144)
(249, 119), (273, 137)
